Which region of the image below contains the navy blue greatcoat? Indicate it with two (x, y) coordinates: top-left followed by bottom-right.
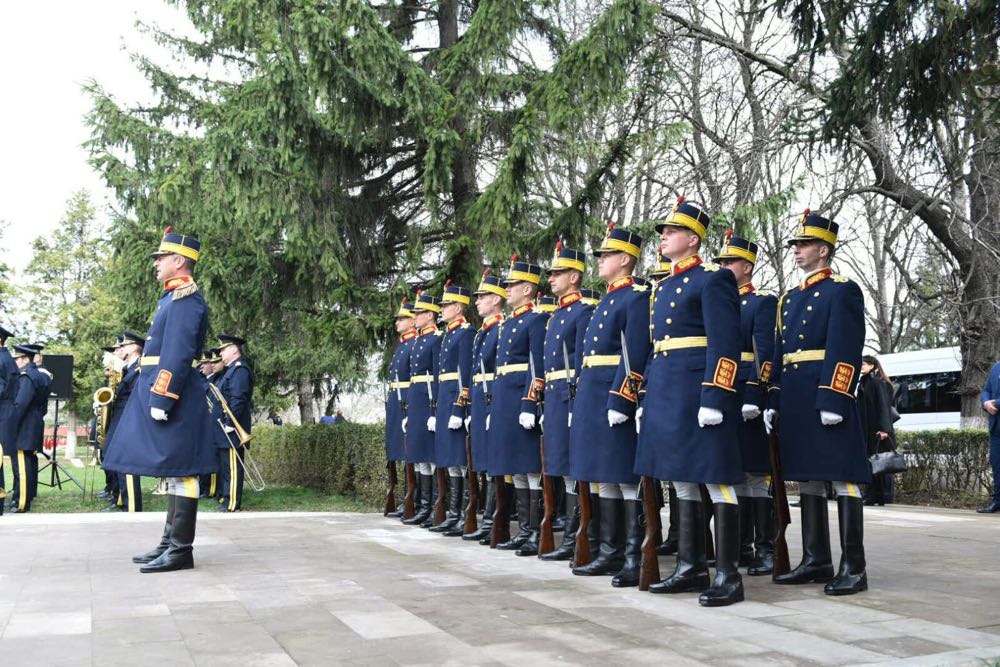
(385, 330), (416, 462)
(768, 269), (870, 483)
(27, 365), (51, 451)
(736, 285), (778, 474)
(11, 369), (41, 451)
(634, 257), (744, 484)
(219, 358), (254, 440)
(204, 373), (230, 450)
(0, 346), (17, 451)
(488, 303), (546, 475)
(569, 277), (651, 484)
(469, 314), (502, 472)
(404, 326), (442, 463)
(104, 359), (139, 451)
(104, 278), (217, 477)
(542, 293), (593, 477)
(434, 319), (474, 468)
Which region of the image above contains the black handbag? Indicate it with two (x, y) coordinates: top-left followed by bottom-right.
(870, 437), (907, 476)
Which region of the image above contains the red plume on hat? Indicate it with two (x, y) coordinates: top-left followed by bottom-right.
(510, 253), (518, 266)
(444, 278), (452, 288)
(606, 221), (616, 237)
(674, 196), (685, 210)
(164, 226), (173, 234)
(724, 228), (734, 244)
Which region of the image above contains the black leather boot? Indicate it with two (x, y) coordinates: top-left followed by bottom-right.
(140, 495), (197, 573)
(611, 499), (643, 587)
(497, 487), (531, 550)
(738, 496), (754, 567)
(403, 474), (433, 525)
(482, 480), (511, 545)
(551, 481), (567, 532)
(774, 493), (834, 584)
(699, 503), (744, 606)
(431, 474), (463, 533)
(824, 496), (868, 595)
(657, 484), (679, 555)
(541, 492), (578, 561)
(466, 477), (494, 541)
(421, 471), (444, 528)
(445, 476), (471, 537)
(747, 497), (775, 576)
(649, 499), (710, 593)
(516, 489), (543, 556)
(573, 497), (625, 576)
(133, 494), (175, 564)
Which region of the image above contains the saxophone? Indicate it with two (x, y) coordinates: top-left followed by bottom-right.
(94, 353), (124, 450)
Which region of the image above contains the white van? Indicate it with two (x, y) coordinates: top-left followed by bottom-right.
(877, 347), (961, 431)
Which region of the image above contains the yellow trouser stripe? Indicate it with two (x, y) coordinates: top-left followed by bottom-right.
(229, 448), (238, 511)
(845, 482), (861, 498)
(126, 474), (136, 512)
(18, 450), (27, 510)
(181, 476), (199, 499)
(719, 484), (735, 504)
(209, 473), (217, 497)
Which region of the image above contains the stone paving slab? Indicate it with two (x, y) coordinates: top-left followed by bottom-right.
(2, 503), (1000, 665)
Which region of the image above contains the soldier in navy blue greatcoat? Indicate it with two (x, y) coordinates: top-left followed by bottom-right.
(715, 234), (779, 576)
(8, 346), (41, 513)
(401, 292), (443, 527)
(107, 331), (146, 512)
(21, 344), (51, 504)
(111, 229), (217, 573)
(216, 333), (254, 512)
(538, 244), (593, 562)
(385, 299), (416, 518)
(429, 282), (475, 535)
(634, 200), (745, 606)
(765, 212), (870, 596)
(463, 271), (506, 544)
(489, 256), (547, 555)
(0, 324), (17, 513)
(568, 226), (651, 585)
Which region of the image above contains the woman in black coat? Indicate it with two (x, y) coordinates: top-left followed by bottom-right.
(858, 355), (896, 505)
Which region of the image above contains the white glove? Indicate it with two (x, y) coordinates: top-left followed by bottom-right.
(636, 407), (643, 434)
(607, 409), (628, 428)
(448, 415), (463, 430)
(697, 406), (723, 427)
(741, 404), (761, 421)
(427, 416), (436, 432)
(464, 416), (471, 431)
(763, 409), (777, 433)
(519, 412), (536, 430)
(568, 412), (573, 428)
(151, 407), (168, 422)
(820, 410), (843, 426)
(486, 414), (491, 431)
(224, 425), (236, 433)
(402, 417), (407, 433)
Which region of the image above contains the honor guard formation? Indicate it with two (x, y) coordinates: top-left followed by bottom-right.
(0, 228), (256, 573)
(384, 202), (872, 606)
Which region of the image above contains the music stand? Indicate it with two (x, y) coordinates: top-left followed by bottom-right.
(37, 399), (83, 491)
(35, 354), (83, 491)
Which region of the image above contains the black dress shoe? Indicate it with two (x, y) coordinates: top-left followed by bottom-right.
(977, 499), (1000, 513)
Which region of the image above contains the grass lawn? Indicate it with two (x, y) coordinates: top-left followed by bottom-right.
(1, 454), (372, 513)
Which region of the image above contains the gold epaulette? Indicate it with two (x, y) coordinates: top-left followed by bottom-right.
(631, 283), (649, 292)
(702, 262), (720, 272)
(832, 274), (850, 283)
(172, 280), (199, 300)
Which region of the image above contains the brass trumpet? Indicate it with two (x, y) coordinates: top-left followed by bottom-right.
(207, 383), (265, 491)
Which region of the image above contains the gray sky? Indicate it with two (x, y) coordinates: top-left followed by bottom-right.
(0, 1), (188, 273)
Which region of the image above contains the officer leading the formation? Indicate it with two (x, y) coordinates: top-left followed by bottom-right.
(109, 228), (218, 573)
(765, 211), (871, 595)
(216, 333), (254, 512)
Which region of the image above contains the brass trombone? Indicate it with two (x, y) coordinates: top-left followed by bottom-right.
(207, 383), (266, 492)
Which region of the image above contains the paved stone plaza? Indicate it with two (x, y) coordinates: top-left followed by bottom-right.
(2, 502), (1000, 666)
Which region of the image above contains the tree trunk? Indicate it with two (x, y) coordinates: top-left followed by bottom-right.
(297, 378), (316, 424)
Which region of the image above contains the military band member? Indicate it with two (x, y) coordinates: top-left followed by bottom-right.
(538, 244), (594, 562)
(217, 333), (254, 512)
(429, 281), (474, 534)
(464, 271), (506, 543)
(197, 348), (221, 498)
(764, 211), (870, 595)
(24, 344), (51, 503)
(113, 228), (217, 573)
(9, 345), (42, 513)
(569, 225), (650, 586)
(385, 298), (417, 518)
(0, 324), (18, 514)
(634, 200), (745, 606)
(96, 339), (123, 505)
(490, 256), (546, 556)
(401, 292), (442, 526)
(715, 233), (779, 575)
(108, 331), (146, 512)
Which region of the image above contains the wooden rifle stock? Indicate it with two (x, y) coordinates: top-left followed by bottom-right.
(573, 481), (593, 566)
(769, 425), (792, 578)
(403, 463), (417, 519)
(384, 461), (398, 516)
(490, 475), (509, 548)
(538, 436), (556, 556)
(463, 434), (478, 535)
(638, 476), (661, 590)
(433, 466), (448, 525)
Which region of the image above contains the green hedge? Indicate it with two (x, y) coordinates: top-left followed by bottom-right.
(896, 429), (991, 506)
(252, 423), (389, 510)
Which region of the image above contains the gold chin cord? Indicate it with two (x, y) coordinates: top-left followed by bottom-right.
(207, 383), (266, 492)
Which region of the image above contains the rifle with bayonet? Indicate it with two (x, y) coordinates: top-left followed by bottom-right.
(571, 340), (593, 567)
(426, 374), (447, 526)
(385, 376), (402, 516)
(482, 358), (509, 548)
(458, 370), (478, 535)
(397, 373), (417, 519)
(531, 351), (556, 556)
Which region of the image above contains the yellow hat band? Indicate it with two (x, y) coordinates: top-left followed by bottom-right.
(442, 294), (471, 305)
(507, 270), (541, 285)
(477, 283), (508, 298)
(717, 246), (757, 263)
(665, 212), (707, 238)
(551, 258), (586, 272)
(396, 308), (414, 318)
(157, 241), (201, 261)
(798, 225), (838, 245)
(599, 238), (640, 258)
(414, 303), (441, 313)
